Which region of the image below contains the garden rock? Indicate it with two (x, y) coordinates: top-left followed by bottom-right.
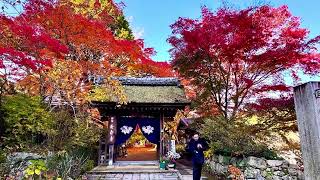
(247, 156), (267, 169)
(271, 166), (281, 171)
(230, 157), (241, 166)
(212, 155), (218, 162)
(209, 161), (215, 170)
(206, 154), (303, 179)
(282, 175), (298, 180)
(256, 172), (265, 180)
(272, 176), (281, 180)
(262, 168), (273, 178)
(288, 168), (298, 176)
(282, 161), (289, 168)
(218, 155), (230, 165)
(214, 163), (228, 174)
(237, 158), (248, 167)
(273, 171), (285, 176)
(266, 160), (283, 167)
(289, 164), (298, 169)
(7, 152), (43, 162)
(244, 167), (260, 179)
(6, 152), (45, 179)
(297, 170), (304, 179)
(218, 155), (224, 164)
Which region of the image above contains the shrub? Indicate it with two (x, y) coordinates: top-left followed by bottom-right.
(204, 148), (214, 159)
(198, 116), (281, 159)
(260, 148), (283, 160)
(0, 94), (100, 178)
(1, 94), (55, 150)
(0, 149), (6, 163)
(1, 94), (100, 152)
(45, 146), (96, 178)
(24, 159), (48, 179)
(175, 144), (186, 154)
(0, 150), (9, 178)
(81, 159), (95, 174)
(47, 110), (101, 151)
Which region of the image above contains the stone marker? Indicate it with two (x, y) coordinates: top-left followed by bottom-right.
(294, 82), (320, 180)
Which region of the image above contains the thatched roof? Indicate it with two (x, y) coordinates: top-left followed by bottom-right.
(117, 77), (189, 104)
(117, 77), (180, 86)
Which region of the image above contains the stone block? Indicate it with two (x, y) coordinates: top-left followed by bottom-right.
(218, 155), (231, 165)
(266, 160), (283, 167)
(289, 164), (298, 169)
(297, 170), (304, 180)
(247, 156), (267, 169)
(273, 171), (285, 177)
(271, 166), (281, 171)
(272, 176), (281, 180)
(288, 168), (298, 176)
(282, 176), (298, 180)
(244, 167), (260, 179)
(212, 154), (218, 162)
(214, 163), (228, 174)
(262, 168), (274, 179)
(281, 161), (289, 168)
(238, 158), (248, 167)
(7, 152), (43, 162)
(209, 161), (215, 170)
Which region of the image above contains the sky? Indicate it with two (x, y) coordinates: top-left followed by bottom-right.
(117, 0), (320, 63)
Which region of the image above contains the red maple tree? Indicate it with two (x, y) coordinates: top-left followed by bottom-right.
(0, 12), (68, 102)
(1, 0), (174, 108)
(168, 5), (320, 120)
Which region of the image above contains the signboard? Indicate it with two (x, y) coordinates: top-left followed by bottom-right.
(315, 89), (320, 98)
(170, 140), (176, 153)
(107, 116), (117, 144)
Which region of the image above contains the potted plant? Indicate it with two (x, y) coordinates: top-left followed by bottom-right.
(166, 151), (181, 169)
(159, 156), (168, 170)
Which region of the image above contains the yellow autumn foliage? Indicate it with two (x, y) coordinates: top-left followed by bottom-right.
(65, 0), (119, 19)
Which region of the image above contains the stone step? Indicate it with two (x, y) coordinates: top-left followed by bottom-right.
(86, 172), (180, 180)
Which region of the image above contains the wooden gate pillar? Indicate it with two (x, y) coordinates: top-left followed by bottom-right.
(98, 117), (108, 165)
(107, 116), (117, 166)
(294, 82), (320, 180)
(160, 112), (164, 158)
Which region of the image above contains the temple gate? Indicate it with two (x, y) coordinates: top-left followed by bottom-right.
(92, 77), (190, 165)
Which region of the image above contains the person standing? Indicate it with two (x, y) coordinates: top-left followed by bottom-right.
(187, 132), (208, 180)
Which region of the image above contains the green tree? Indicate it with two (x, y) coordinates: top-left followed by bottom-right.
(1, 94), (55, 150)
(114, 15), (134, 40)
(48, 110), (101, 151)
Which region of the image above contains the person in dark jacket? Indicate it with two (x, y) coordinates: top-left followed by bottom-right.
(187, 132), (208, 180)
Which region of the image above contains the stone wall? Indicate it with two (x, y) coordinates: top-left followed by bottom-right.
(206, 155), (304, 180)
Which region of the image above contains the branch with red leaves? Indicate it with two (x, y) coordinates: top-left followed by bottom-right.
(168, 5), (320, 120)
